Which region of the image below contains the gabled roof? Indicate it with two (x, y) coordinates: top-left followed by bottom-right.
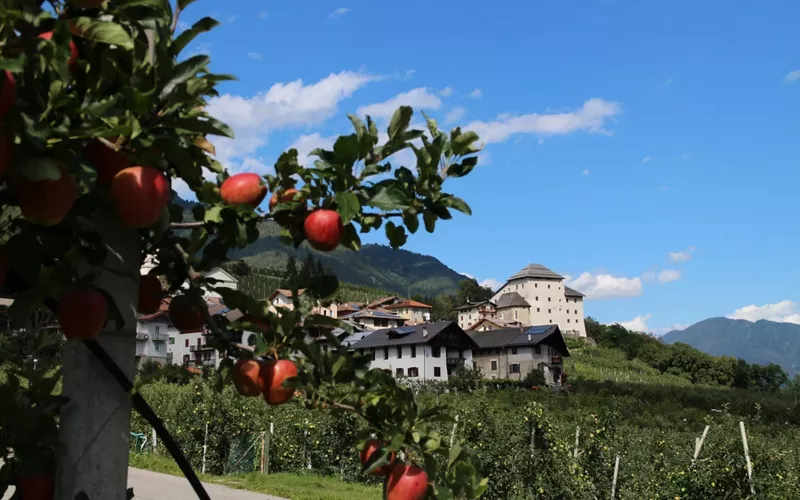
(367, 296), (400, 309)
(453, 300), (494, 311)
(564, 286), (585, 298)
(509, 264), (564, 281)
(269, 288), (306, 300)
(351, 321), (478, 349)
(465, 317), (523, 331)
(495, 292), (530, 309)
(341, 308), (405, 320)
(384, 299), (432, 310)
(468, 325), (570, 356)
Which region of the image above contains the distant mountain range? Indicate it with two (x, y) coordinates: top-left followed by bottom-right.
(662, 317), (800, 377)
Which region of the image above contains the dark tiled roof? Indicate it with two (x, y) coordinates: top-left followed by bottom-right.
(367, 296), (400, 309)
(509, 264), (564, 281)
(453, 300), (493, 311)
(564, 286), (585, 298)
(469, 325), (569, 356)
(495, 292), (530, 309)
(351, 321), (478, 349)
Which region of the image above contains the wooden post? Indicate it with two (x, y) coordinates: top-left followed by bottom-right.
(739, 421), (755, 496)
(530, 426), (536, 458)
(201, 422), (208, 474)
(573, 426), (580, 458)
(450, 415), (459, 446)
(611, 454), (620, 500)
(692, 425), (710, 466)
(259, 432), (266, 473)
(265, 422), (272, 474)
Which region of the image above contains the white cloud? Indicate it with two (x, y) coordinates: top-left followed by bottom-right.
(207, 71), (377, 165)
(658, 269), (681, 283)
(469, 88), (482, 99)
(652, 323), (689, 336)
(439, 87), (454, 97)
(669, 246), (696, 263)
(357, 88), (442, 120)
(329, 7), (350, 18)
(618, 314), (652, 332)
(248, 52), (263, 61)
(445, 106), (466, 124)
(477, 152), (492, 166)
(480, 278), (503, 290)
(783, 70), (800, 83)
(460, 272), (475, 279)
(566, 272), (643, 300)
(727, 300), (800, 324)
(258, 11), (268, 19)
(582, 168), (590, 176)
(640, 155), (652, 164)
(641, 270), (656, 283)
(464, 98), (621, 145)
(289, 133), (337, 166)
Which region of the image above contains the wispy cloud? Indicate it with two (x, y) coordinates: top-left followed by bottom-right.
(582, 168), (590, 176)
(469, 88), (482, 99)
(668, 246), (696, 263)
(728, 300), (800, 324)
(480, 278), (503, 290)
(640, 155), (652, 164)
(329, 7), (350, 18)
(357, 87), (442, 120)
(445, 106), (466, 124)
(439, 87), (454, 97)
(783, 70), (800, 84)
(566, 272), (643, 300)
(617, 314), (652, 332)
(658, 269), (681, 283)
(248, 52), (263, 61)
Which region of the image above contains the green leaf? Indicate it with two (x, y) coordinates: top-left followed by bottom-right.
(69, 18), (134, 50)
(348, 114), (366, 140)
(334, 192), (361, 224)
(178, 0), (199, 9)
(403, 213), (419, 234)
(367, 185), (410, 211)
(332, 134), (360, 165)
(172, 17), (220, 56)
(0, 56), (25, 72)
(440, 196), (472, 216)
(16, 157), (62, 182)
(331, 356), (347, 378)
(340, 223), (361, 250)
(423, 211), (437, 233)
(451, 130), (481, 156)
(384, 221), (407, 249)
(423, 111), (439, 138)
(174, 116), (234, 138)
(446, 156), (478, 178)
(448, 444), (463, 469)
(160, 55), (210, 99)
(388, 106), (413, 142)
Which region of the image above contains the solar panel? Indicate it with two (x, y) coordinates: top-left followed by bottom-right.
(393, 326), (416, 335)
(525, 326), (550, 335)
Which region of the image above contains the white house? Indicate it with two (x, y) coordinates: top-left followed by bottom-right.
(350, 322), (478, 381)
(383, 299), (432, 324)
(135, 313), (171, 368)
(490, 264), (586, 337)
(340, 308), (406, 330)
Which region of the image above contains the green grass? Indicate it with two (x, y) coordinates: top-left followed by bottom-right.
(565, 346), (696, 386)
(129, 453), (381, 500)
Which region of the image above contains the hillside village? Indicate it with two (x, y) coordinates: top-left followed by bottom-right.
(137, 263), (581, 387)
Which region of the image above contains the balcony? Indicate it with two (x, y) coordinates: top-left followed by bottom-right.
(189, 344), (214, 352)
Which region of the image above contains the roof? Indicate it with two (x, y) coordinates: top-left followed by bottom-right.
(341, 308), (405, 320)
(351, 321), (478, 349)
(384, 299), (432, 310)
(269, 288), (306, 300)
(466, 317), (523, 331)
(469, 325), (570, 356)
(495, 292), (530, 309)
(453, 300), (494, 311)
(367, 296), (400, 309)
(509, 264), (564, 281)
(564, 286), (585, 298)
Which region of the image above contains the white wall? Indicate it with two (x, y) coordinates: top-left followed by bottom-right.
(135, 319), (170, 366)
(366, 344), (452, 381)
(167, 330), (219, 367)
(492, 277), (586, 337)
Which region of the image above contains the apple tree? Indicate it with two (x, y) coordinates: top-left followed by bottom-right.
(0, 0), (487, 499)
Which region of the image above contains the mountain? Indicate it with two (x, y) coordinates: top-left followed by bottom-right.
(229, 221), (469, 297)
(662, 317), (800, 377)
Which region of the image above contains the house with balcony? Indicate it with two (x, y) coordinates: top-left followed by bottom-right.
(469, 325), (570, 386)
(340, 308), (406, 330)
(351, 322), (478, 381)
(135, 313), (171, 368)
(454, 300), (496, 330)
(383, 299), (432, 324)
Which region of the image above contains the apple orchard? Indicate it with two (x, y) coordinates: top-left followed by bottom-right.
(0, 1), (489, 499)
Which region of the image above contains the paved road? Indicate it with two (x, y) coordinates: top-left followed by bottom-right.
(2, 468), (287, 500)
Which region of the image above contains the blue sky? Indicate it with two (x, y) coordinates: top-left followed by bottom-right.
(182, 0), (800, 334)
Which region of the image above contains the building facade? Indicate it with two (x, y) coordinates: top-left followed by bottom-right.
(135, 315), (171, 368)
(383, 300), (432, 324)
(454, 301), (496, 330)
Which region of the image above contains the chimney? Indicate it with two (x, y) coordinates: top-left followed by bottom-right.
(422, 326), (428, 337)
(527, 333), (532, 342)
(519, 323), (523, 333)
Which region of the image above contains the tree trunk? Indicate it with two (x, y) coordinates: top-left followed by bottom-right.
(56, 218), (140, 500)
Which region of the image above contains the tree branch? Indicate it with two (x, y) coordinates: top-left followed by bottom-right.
(170, 3), (182, 34)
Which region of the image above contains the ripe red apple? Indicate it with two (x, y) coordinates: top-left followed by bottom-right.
(58, 289), (108, 340)
(220, 173), (268, 207)
(17, 473), (55, 500)
(38, 31), (79, 70)
(84, 139), (129, 185)
(269, 188), (301, 211)
(232, 358), (267, 397)
(385, 463), (429, 500)
(168, 295), (205, 333)
(360, 439), (395, 476)
(0, 248), (8, 291)
(111, 166), (170, 228)
(15, 161), (77, 226)
(0, 131), (11, 182)
(138, 274), (163, 315)
(303, 209), (343, 252)
(0, 70), (15, 121)
(262, 359), (298, 405)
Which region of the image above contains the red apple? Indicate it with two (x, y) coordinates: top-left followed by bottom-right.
(360, 439), (395, 476)
(138, 274), (163, 315)
(17, 473), (55, 500)
(0, 70), (15, 121)
(262, 359), (298, 405)
(38, 31), (79, 70)
(168, 295), (205, 333)
(269, 188), (301, 211)
(385, 463), (429, 500)
(0, 131), (11, 182)
(303, 209), (343, 252)
(58, 289), (108, 340)
(15, 161), (77, 226)
(232, 358), (267, 397)
(220, 173), (267, 207)
(111, 166), (170, 228)
(84, 139), (129, 185)
(0, 247), (8, 290)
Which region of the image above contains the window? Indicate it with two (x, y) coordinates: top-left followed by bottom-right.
(383, 347), (389, 360)
(537, 308), (540, 312)
(185, 339), (189, 347)
(432, 346), (441, 358)
(549, 319), (552, 323)
(434, 367), (441, 377)
(535, 283), (538, 288)
(459, 349), (464, 358)
(535, 296), (539, 301)
(514, 310), (518, 319)
(183, 354), (189, 363)
(155, 325), (160, 335)
(396, 368), (404, 377)
(511, 347), (518, 355)
(548, 297), (551, 302)
(535, 346), (541, 354)
(197, 338), (201, 346)
(575, 310), (578, 314)
(408, 367), (419, 377)
(372, 349), (376, 361)
(567, 319), (570, 323)
(510, 363), (521, 374)
(460, 315), (464, 322)
(397, 347), (403, 359)
(548, 309), (551, 313)
(490, 360), (498, 371)
(170, 337), (175, 345)
(472, 362), (477, 370)
(547, 284), (550, 289)
(411, 345), (416, 358)
(155, 343), (161, 352)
